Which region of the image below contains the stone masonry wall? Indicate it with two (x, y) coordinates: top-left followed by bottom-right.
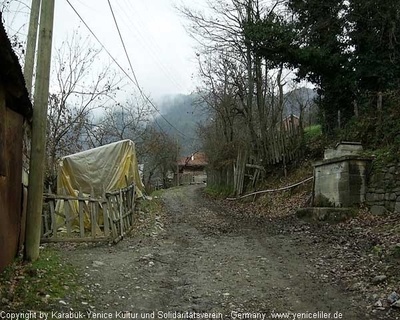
(366, 161), (400, 215)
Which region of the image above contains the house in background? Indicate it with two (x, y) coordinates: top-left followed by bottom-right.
(177, 151), (208, 185)
(0, 14), (33, 272)
(282, 114), (300, 131)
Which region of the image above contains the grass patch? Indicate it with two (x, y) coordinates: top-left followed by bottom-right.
(303, 125), (325, 160)
(151, 189), (166, 198)
(137, 195), (163, 215)
(0, 248), (84, 312)
(363, 146), (399, 168)
(304, 125), (322, 141)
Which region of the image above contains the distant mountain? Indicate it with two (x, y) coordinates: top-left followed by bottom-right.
(283, 87), (316, 117)
(154, 93), (209, 156)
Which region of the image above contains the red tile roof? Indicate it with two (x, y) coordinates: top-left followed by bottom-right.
(178, 152), (208, 167)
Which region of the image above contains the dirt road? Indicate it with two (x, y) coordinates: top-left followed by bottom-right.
(62, 185), (370, 319)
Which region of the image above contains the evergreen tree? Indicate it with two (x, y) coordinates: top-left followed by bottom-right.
(349, 0), (400, 93)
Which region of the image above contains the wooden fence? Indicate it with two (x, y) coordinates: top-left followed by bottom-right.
(265, 116), (303, 165)
(207, 117), (303, 195)
(41, 183), (136, 243)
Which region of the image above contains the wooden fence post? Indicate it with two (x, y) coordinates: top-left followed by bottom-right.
(119, 190), (123, 238)
(78, 191), (84, 237)
(103, 194), (110, 238)
(65, 199), (71, 236)
(50, 198), (56, 238)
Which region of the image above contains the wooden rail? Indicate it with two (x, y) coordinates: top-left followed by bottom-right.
(41, 183), (136, 243)
(226, 176), (313, 201)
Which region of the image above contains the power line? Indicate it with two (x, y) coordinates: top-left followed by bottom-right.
(65, 1), (135, 87)
(116, 0), (184, 92)
(105, 2), (197, 140)
(107, 0), (195, 140)
(118, 0), (186, 92)
(65, 0), (195, 140)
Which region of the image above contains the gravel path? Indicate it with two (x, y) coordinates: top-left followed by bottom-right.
(61, 185), (369, 319)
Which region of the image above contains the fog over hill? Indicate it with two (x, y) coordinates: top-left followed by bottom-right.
(154, 93), (208, 156)
(152, 88), (316, 156)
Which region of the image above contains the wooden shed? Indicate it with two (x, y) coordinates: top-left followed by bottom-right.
(0, 13), (33, 272)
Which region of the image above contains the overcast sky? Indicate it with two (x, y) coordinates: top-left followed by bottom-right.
(2, 0), (206, 101)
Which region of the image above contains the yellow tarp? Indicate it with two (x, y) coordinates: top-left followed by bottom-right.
(57, 139), (144, 198)
(55, 140), (144, 233)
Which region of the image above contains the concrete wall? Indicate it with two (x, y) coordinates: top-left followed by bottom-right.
(313, 156), (370, 207)
(366, 161), (400, 214)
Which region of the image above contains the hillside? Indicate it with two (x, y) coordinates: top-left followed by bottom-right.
(151, 88), (315, 157)
(283, 87), (316, 118)
(154, 93), (208, 156)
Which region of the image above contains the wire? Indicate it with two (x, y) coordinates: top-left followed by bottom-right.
(107, 0), (196, 140)
(118, 0), (186, 92)
(65, 0), (196, 140)
(65, 1), (134, 88)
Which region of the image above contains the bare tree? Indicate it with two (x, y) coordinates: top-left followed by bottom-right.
(180, 0), (300, 191)
(45, 31), (124, 189)
(85, 95), (153, 151)
(1, 0), (30, 61)
(140, 127), (178, 191)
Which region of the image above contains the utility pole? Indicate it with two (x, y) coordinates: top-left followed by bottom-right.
(23, 0), (41, 96)
(25, 0), (55, 262)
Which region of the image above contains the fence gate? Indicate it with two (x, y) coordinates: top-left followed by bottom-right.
(41, 183), (136, 243)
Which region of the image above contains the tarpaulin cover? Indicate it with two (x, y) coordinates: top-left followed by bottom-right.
(57, 139), (144, 198)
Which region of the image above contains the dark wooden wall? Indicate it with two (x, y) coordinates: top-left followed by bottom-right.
(0, 88), (24, 272)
